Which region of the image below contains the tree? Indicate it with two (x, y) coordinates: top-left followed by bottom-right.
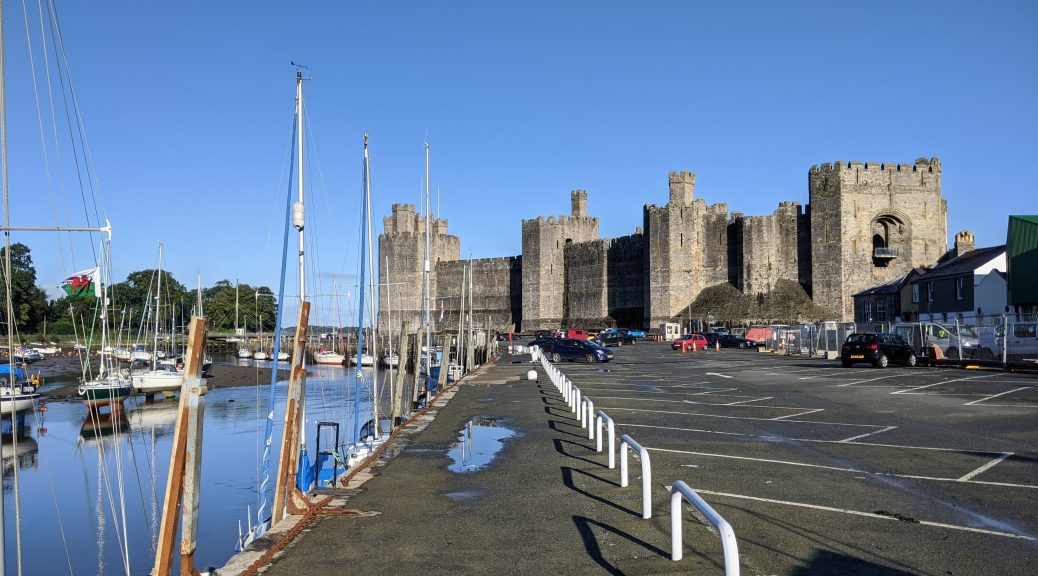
(0, 243), (49, 333)
(202, 280), (277, 332)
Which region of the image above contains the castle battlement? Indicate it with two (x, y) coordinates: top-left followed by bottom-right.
(810, 157), (941, 175)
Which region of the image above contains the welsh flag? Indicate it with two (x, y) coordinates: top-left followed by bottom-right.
(61, 267), (100, 299)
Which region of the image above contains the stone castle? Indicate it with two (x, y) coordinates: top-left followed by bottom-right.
(378, 157), (948, 334)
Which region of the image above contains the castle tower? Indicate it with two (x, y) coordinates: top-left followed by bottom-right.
(643, 171), (730, 329)
(378, 203), (461, 334)
(521, 191), (599, 331)
(809, 157), (947, 321)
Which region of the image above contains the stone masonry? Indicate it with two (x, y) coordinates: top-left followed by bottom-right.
(378, 158), (949, 333)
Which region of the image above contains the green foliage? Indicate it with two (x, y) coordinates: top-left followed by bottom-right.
(202, 280), (277, 332)
(0, 243), (49, 333)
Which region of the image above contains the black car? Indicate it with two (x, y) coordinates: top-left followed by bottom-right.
(718, 334), (757, 348)
(596, 332), (636, 347)
(528, 336), (558, 350)
(841, 333), (917, 368)
(702, 332), (722, 347)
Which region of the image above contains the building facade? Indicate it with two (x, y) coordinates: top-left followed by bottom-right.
(378, 157), (949, 334)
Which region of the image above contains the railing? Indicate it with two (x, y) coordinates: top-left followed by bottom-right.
(670, 481), (740, 573)
(596, 410), (615, 468)
(873, 246), (899, 258)
(620, 434), (652, 519)
(581, 396), (594, 439)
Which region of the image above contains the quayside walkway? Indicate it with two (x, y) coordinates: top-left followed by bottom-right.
(248, 349), (726, 575)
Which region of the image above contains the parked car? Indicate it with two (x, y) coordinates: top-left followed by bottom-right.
(702, 332), (722, 347)
(547, 338), (614, 363)
(841, 333), (917, 368)
(528, 336), (558, 350)
(718, 334), (758, 349)
(563, 329), (589, 340)
(624, 328), (647, 338)
(596, 332), (636, 347)
(672, 333), (709, 351)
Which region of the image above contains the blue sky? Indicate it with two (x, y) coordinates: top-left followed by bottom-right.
(4, 0), (1037, 324)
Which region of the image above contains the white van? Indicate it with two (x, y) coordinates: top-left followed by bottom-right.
(891, 321), (982, 360)
(1005, 321), (1038, 362)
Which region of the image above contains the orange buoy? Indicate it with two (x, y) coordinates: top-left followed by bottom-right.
(37, 405), (49, 412)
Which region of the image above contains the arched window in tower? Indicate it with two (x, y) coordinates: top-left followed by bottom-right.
(870, 214), (906, 268)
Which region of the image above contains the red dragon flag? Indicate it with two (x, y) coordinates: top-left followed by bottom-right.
(61, 267), (100, 299)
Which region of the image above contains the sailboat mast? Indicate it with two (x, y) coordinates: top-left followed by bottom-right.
(423, 142), (432, 388)
(295, 70), (305, 309)
(152, 241), (163, 370)
(365, 136), (379, 436)
(0, 0), (13, 568)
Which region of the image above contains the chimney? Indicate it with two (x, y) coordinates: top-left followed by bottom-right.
(954, 230), (975, 258)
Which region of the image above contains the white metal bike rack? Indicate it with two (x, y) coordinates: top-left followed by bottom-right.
(670, 480), (739, 574)
(620, 434), (652, 519)
(581, 396), (594, 437)
(596, 410), (615, 468)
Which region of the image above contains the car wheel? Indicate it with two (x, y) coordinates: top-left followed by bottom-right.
(739, 342), (746, 349)
(906, 353), (917, 367)
(617, 340), (623, 347)
(875, 353), (888, 368)
(551, 352), (561, 363)
(979, 348), (994, 360)
(945, 347), (960, 360)
(584, 353), (596, 364)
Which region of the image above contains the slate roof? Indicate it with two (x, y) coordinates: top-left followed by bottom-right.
(918, 245), (1005, 281)
(853, 268), (927, 297)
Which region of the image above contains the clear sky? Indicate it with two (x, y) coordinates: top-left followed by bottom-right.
(4, 0), (1037, 325)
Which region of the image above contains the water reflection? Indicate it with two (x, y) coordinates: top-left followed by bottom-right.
(1, 435), (39, 490)
(80, 411), (130, 442)
(447, 417), (515, 473)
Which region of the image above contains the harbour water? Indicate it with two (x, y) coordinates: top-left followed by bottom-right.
(1, 358), (392, 575)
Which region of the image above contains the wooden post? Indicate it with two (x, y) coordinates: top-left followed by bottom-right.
(273, 302), (310, 524)
(153, 316), (208, 576)
(392, 321), (409, 423)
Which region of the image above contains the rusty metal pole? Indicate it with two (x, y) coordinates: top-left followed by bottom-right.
(153, 316), (208, 576)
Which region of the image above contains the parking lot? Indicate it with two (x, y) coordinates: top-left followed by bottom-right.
(548, 340), (1038, 575)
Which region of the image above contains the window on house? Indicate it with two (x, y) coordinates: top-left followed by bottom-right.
(927, 282), (933, 302)
(912, 285), (920, 303)
(864, 300), (872, 320)
(956, 277), (964, 300)
(877, 299), (887, 321)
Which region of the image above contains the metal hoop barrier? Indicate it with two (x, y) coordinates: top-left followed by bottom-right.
(670, 480), (740, 573)
(596, 411), (615, 469)
(620, 434), (653, 519)
(581, 396), (594, 438)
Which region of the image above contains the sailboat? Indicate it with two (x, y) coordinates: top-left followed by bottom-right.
(340, 134), (389, 470)
(236, 282), (252, 358)
(131, 242), (184, 395)
(253, 299), (269, 360)
(315, 282), (346, 365)
(78, 242), (135, 410)
(0, 365), (41, 415)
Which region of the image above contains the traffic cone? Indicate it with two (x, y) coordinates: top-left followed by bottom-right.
(715, 341), (720, 352)
(692, 342), (697, 352)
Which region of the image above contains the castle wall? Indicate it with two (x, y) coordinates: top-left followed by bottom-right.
(736, 202), (803, 295)
(435, 256), (522, 333)
(378, 203), (460, 335)
(810, 158), (946, 320)
(521, 190), (599, 331)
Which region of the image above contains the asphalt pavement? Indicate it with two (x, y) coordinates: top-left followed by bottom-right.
(255, 342), (1038, 575)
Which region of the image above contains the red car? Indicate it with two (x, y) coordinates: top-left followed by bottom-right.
(672, 333), (708, 351)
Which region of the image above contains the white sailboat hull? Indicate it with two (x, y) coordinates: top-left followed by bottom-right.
(314, 352), (345, 365)
(253, 351), (269, 360)
(132, 370), (184, 394)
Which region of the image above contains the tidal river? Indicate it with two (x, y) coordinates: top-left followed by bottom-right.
(1, 359), (392, 575)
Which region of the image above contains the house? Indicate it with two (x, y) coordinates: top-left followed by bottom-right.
(901, 231), (1006, 323)
(852, 268), (926, 324)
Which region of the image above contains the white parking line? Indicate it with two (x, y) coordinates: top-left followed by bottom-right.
(838, 373), (908, 387)
(610, 406), (880, 427)
(958, 453), (1014, 481)
(689, 489), (1035, 541)
(725, 397), (774, 405)
(964, 387), (1031, 406)
(772, 408), (825, 420)
(839, 426), (897, 443)
(892, 374), (998, 395)
(647, 446), (1037, 490)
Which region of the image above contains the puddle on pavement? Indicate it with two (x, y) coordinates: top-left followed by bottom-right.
(447, 416), (516, 473)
